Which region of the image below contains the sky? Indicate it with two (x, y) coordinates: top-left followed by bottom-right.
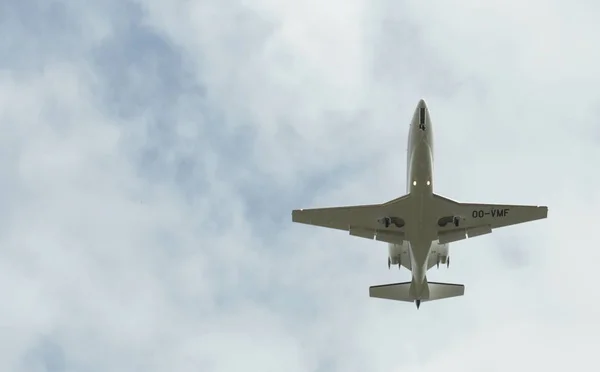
(0, 0), (599, 371)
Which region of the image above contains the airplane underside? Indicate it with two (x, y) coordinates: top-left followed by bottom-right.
(291, 99), (548, 309)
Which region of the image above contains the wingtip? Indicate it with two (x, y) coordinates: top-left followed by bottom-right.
(291, 209), (302, 222)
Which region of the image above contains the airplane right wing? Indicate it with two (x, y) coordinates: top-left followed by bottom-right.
(291, 195), (412, 244)
(432, 193), (548, 244)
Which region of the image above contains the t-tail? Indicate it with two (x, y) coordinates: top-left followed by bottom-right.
(369, 277), (464, 309)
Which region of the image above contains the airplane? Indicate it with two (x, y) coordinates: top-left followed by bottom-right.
(291, 99), (548, 309)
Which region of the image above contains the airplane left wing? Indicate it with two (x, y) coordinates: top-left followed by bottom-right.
(291, 195), (411, 244)
(433, 193), (548, 243)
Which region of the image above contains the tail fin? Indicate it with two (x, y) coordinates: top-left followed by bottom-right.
(369, 281), (464, 303)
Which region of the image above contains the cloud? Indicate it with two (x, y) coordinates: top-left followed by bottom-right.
(1, 0), (599, 371)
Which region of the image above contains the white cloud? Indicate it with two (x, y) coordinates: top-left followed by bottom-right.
(1, 0), (599, 371)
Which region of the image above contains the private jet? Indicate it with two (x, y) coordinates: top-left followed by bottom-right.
(291, 99), (548, 309)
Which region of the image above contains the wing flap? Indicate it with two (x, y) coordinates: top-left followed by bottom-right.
(438, 229), (466, 244)
(375, 230), (406, 244)
(467, 224), (492, 238)
(346, 227), (406, 244)
(349, 227), (375, 239)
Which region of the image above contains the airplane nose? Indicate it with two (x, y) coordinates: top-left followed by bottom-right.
(410, 98), (429, 130)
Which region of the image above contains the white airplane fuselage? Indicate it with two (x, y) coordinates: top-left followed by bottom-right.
(292, 99), (548, 308)
(387, 99), (449, 300)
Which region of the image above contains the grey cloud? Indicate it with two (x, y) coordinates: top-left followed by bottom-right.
(2, 0), (600, 371)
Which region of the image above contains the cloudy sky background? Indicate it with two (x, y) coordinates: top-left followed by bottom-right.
(0, 0), (599, 371)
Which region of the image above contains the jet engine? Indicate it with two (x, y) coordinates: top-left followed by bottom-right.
(430, 241), (450, 268)
(387, 242), (406, 269)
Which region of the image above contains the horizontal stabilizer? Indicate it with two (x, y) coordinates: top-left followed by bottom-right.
(369, 281), (414, 302)
(369, 281), (464, 302)
(426, 281), (465, 301)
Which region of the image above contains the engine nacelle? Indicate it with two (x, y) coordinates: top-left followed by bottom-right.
(431, 241), (449, 256)
(388, 241), (451, 269)
(429, 241), (450, 268)
(388, 242), (406, 265)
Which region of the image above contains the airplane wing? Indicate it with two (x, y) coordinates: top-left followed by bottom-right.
(432, 193), (548, 244)
(291, 195), (411, 244)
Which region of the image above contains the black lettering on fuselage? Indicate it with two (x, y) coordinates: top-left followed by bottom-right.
(472, 208), (510, 218)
